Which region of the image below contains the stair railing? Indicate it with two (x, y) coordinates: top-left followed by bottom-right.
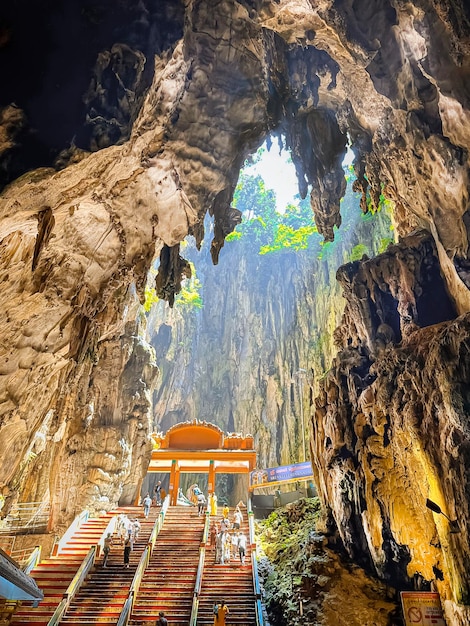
(22, 545), (41, 574)
(0, 501), (51, 535)
(117, 495), (171, 626)
(248, 499), (265, 626)
(51, 509), (90, 556)
(47, 514), (119, 625)
(189, 509), (210, 626)
(46, 545), (97, 626)
(148, 494), (170, 552)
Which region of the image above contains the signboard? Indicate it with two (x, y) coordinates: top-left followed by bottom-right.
(401, 592), (446, 626)
(250, 461), (314, 490)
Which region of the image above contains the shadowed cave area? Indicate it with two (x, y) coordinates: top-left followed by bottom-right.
(0, 1), (470, 624)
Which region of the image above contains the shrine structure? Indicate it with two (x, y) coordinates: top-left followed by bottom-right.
(146, 421), (257, 505)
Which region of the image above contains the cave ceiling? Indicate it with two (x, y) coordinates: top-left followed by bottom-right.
(0, 1), (470, 618)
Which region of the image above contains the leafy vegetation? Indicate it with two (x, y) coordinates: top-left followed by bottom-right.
(143, 262), (203, 312)
(230, 170), (320, 255)
(143, 285), (159, 312)
(256, 498), (323, 625)
(350, 243), (369, 261)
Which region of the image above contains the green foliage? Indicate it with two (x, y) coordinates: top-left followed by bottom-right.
(256, 498), (323, 622)
(259, 224), (318, 254)
(378, 237), (394, 254)
(350, 243), (369, 261)
(176, 288), (203, 309)
(257, 498), (321, 562)
(225, 230), (242, 242)
(231, 171), (318, 255)
(175, 263), (203, 310)
(317, 240), (333, 260)
(143, 286), (159, 312)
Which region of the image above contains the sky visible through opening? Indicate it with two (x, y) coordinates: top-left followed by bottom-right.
(243, 141), (354, 213)
(245, 144), (299, 212)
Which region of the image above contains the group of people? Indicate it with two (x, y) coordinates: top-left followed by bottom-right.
(209, 504), (248, 565)
(101, 487), (240, 625)
(100, 513), (142, 569)
(141, 481), (167, 518)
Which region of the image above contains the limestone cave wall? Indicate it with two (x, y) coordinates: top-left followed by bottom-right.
(0, 1), (469, 621)
(312, 231), (470, 623)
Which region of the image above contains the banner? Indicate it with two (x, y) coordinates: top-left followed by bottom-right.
(250, 461), (314, 490)
(400, 592), (446, 626)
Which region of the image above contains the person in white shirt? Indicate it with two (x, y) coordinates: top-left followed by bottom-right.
(197, 492), (206, 516)
(237, 531), (247, 565)
(232, 509), (243, 530)
(143, 493), (152, 518)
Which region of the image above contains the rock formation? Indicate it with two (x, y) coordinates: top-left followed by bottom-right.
(313, 230), (470, 623)
(0, 0), (469, 622)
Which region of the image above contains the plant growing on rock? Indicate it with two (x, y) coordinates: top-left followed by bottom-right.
(256, 498), (398, 626)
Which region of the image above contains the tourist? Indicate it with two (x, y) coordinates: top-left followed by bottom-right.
(231, 531), (239, 559)
(210, 492), (218, 516)
(209, 520), (217, 549)
(133, 518), (141, 541)
(102, 533), (112, 567)
(197, 491), (206, 516)
(233, 507), (243, 530)
(123, 536), (131, 568)
(215, 531), (225, 564)
(222, 503), (229, 519)
(154, 481), (162, 505)
(143, 493), (152, 518)
(238, 530), (247, 565)
(213, 600), (229, 625)
(224, 532), (232, 563)
(156, 610), (168, 626)
(117, 514), (128, 542)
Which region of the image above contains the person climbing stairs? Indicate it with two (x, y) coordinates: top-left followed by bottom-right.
(59, 505), (159, 625)
(129, 505), (205, 625)
(196, 507), (257, 625)
(10, 511), (116, 626)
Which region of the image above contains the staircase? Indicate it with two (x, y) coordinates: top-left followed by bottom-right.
(196, 509), (257, 625)
(10, 512), (115, 626)
(59, 506), (159, 625)
(129, 505), (205, 626)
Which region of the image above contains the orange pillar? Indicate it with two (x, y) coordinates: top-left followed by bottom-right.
(169, 460), (177, 506)
(173, 463), (181, 506)
(208, 460), (216, 495)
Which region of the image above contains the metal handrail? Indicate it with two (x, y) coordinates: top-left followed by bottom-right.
(64, 545), (96, 598)
(248, 499), (265, 626)
(46, 546), (97, 626)
(189, 595), (200, 626)
(117, 543), (151, 626)
(189, 510), (210, 626)
(22, 546), (41, 574)
(116, 593), (134, 626)
(0, 502), (51, 534)
(47, 597), (68, 626)
(52, 509), (89, 556)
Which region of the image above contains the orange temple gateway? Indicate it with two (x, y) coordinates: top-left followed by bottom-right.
(146, 421), (257, 505)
